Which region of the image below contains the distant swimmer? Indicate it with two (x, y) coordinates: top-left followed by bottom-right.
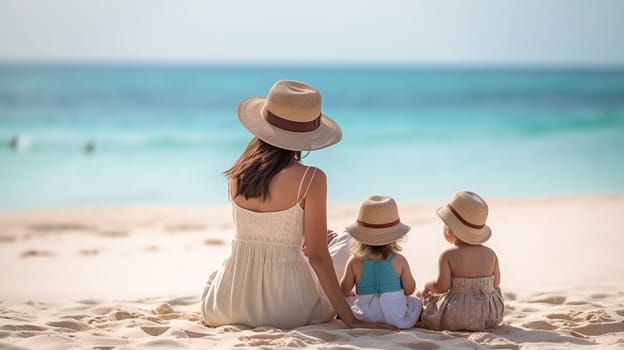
(9, 136), (19, 150)
(84, 140), (96, 154)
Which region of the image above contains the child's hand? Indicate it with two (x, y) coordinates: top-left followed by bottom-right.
(416, 287), (429, 298)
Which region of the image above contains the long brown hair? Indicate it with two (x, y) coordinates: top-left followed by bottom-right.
(225, 137), (301, 200)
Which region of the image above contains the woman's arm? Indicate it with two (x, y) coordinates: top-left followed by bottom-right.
(493, 253), (501, 289)
(304, 169), (392, 329)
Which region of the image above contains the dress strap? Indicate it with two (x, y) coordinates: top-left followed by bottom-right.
(296, 167), (318, 204)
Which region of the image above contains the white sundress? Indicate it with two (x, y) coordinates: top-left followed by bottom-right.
(200, 167), (352, 329)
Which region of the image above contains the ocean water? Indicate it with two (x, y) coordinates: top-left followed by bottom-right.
(1, 64), (624, 210)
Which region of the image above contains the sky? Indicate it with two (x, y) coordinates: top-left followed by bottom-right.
(0, 0), (623, 66)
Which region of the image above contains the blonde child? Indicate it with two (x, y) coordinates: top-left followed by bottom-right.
(417, 191), (504, 331)
(340, 195), (422, 329)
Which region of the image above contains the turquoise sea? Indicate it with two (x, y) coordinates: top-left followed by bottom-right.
(1, 64), (624, 210)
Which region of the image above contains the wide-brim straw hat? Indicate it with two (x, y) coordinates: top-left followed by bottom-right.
(237, 80), (342, 151)
(346, 195), (411, 246)
(436, 191), (492, 245)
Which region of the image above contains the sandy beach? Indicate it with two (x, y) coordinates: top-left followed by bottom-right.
(1, 195), (623, 349)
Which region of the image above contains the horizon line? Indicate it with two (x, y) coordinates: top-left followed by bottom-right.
(1, 58), (624, 71)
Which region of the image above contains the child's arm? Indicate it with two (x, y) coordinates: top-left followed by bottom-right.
(394, 254), (416, 295)
(421, 251), (452, 296)
(339, 257), (357, 296)
(493, 253), (501, 289)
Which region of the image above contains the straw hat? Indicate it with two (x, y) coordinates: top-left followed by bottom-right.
(436, 191), (491, 245)
(237, 80), (342, 151)
(346, 195), (411, 246)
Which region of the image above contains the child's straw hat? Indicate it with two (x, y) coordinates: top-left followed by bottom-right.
(437, 191), (492, 245)
(346, 195), (411, 246)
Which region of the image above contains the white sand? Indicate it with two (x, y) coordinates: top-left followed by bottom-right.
(1, 196), (623, 349)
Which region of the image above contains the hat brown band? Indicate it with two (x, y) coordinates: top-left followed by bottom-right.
(263, 108), (321, 133)
(357, 218), (401, 229)
(447, 204), (485, 229)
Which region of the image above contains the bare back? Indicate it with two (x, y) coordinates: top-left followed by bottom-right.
(444, 245), (497, 278)
(423, 244), (501, 295)
(230, 162), (313, 212)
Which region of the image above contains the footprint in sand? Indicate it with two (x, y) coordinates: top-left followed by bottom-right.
(46, 320), (92, 332)
(107, 311), (139, 321)
(20, 249), (54, 258)
(0, 235), (16, 243)
(547, 310), (614, 324)
(583, 310), (615, 323)
(503, 292), (517, 301)
(183, 329), (212, 338)
(590, 293), (611, 300)
(29, 223), (94, 232)
(141, 326), (170, 336)
(0, 324), (48, 332)
(522, 320), (558, 331)
(572, 322), (624, 336)
(165, 224), (207, 232)
(203, 238), (226, 246)
(546, 312), (576, 321)
(154, 304), (175, 315)
(79, 249), (99, 256)
(528, 295), (566, 305)
(96, 230), (129, 238)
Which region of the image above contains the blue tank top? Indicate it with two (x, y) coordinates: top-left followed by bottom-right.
(356, 254), (403, 295)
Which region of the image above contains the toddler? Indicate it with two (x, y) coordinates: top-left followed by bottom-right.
(340, 195), (422, 329)
(417, 191), (504, 331)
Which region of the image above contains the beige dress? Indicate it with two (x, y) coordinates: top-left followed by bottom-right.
(200, 167), (350, 329)
(421, 276), (504, 331)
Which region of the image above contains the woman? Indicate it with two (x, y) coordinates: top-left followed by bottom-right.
(201, 80), (389, 329)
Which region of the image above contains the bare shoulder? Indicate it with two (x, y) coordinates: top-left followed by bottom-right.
(304, 167), (327, 193)
(481, 245), (498, 259)
(440, 247), (459, 260)
(347, 255), (363, 272)
(309, 167), (327, 183)
(393, 253), (408, 264)
(392, 253), (411, 270)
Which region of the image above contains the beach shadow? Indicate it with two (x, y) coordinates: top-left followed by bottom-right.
(487, 324), (596, 346)
(291, 324), (489, 350)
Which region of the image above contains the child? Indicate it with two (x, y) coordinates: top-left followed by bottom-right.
(417, 191), (504, 331)
(340, 195), (422, 329)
